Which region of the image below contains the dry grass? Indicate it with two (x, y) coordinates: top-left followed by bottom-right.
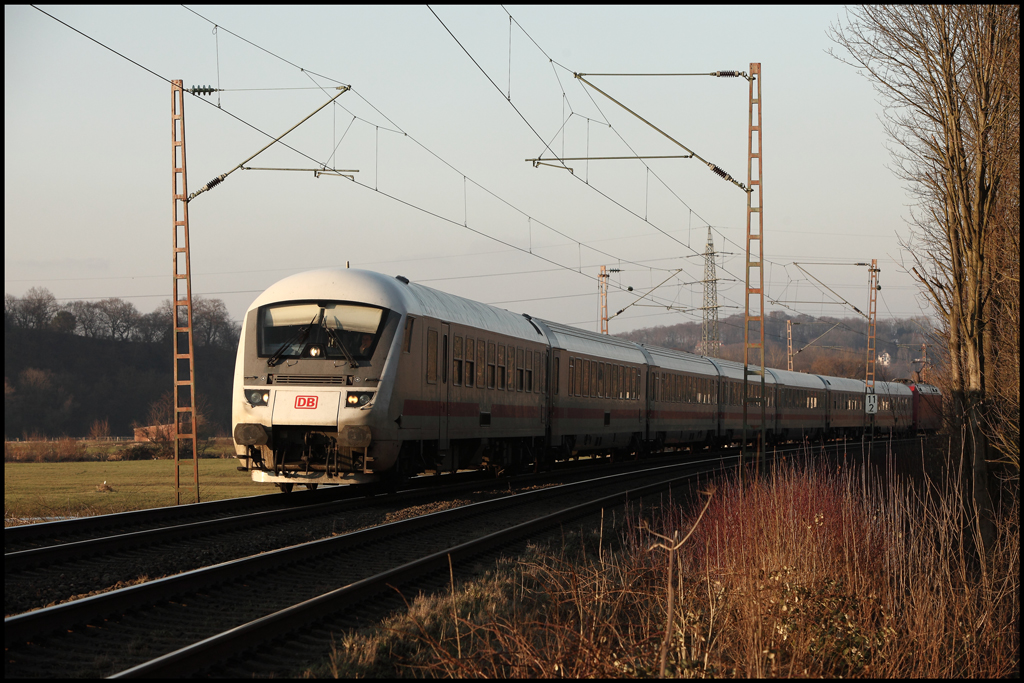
(314, 455), (1019, 678)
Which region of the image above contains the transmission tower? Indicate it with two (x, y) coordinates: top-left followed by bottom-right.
(700, 227), (721, 356)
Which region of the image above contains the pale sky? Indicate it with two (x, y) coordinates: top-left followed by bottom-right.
(5, 5), (934, 335)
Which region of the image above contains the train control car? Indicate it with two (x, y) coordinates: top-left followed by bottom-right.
(232, 268), (552, 490)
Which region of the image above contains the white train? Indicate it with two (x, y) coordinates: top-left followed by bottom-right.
(232, 268), (934, 491)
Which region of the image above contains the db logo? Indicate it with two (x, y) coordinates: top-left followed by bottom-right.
(294, 395), (319, 409)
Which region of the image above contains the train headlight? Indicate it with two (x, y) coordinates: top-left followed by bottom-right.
(307, 345), (323, 358)
(246, 390), (270, 406)
(345, 391), (374, 408)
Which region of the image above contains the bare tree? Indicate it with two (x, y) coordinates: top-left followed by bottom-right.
(95, 298), (139, 341)
(134, 308), (170, 343)
(50, 308), (77, 334)
(69, 300), (105, 338)
(20, 287), (59, 329)
(829, 5), (1020, 550)
(191, 296), (238, 348)
(5, 293), (26, 328)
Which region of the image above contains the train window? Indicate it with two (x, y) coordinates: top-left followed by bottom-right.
(525, 349), (533, 392)
(617, 365), (623, 400)
(487, 342), (496, 389)
(517, 348), (525, 391)
(453, 336), (463, 386)
(568, 357), (575, 396)
(497, 345), (506, 390)
(477, 339), (486, 388)
(591, 361), (599, 398)
(403, 317), (415, 353)
(574, 358), (582, 396)
(465, 338), (475, 387)
(426, 329), (438, 384)
(598, 363), (605, 398)
(580, 359), (588, 396)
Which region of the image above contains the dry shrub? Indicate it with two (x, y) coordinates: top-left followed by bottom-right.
(4, 438), (90, 463)
(321, 457), (1019, 678)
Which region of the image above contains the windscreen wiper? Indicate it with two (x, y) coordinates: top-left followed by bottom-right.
(266, 312), (319, 367)
(323, 321), (359, 368)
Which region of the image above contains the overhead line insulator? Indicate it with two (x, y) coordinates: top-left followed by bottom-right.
(708, 163), (735, 182)
(189, 85), (218, 96)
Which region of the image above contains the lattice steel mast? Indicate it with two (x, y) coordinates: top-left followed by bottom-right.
(741, 63), (765, 480)
(171, 80), (199, 505)
(598, 266), (621, 334)
(700, 227), (721, 356)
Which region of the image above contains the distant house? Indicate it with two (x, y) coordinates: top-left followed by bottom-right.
(134, 424), (174, 442)
(877, 351), (892, 367)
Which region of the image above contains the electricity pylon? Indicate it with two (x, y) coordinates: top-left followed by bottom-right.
(700, 227), (721, 357)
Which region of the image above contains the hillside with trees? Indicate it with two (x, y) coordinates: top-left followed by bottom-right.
(5, 288), (238, 439)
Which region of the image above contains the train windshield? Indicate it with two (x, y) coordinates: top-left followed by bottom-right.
(258, 301), (388, 362)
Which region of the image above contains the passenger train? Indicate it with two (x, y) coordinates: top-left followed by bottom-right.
(231, 268), (942, 491)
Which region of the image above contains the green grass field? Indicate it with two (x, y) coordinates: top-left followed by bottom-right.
(4, 458), (273, 523)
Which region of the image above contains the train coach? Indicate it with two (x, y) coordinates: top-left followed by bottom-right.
(232, 268), (940, 490)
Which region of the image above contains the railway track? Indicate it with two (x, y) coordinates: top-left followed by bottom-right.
(5, 451), (713, 617)
(5, 456), (732, 678)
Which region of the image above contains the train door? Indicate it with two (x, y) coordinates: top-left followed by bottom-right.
(440, 323), (450, 452)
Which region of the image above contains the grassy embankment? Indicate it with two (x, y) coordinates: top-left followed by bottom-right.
(316, 449), (1019, 678)
(4, 439), (270, 523)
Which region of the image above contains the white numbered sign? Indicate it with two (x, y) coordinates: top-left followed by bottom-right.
(865, 394), (878, 414)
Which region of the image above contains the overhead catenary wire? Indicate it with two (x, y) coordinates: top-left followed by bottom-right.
(32, 6), (681, 310)
(187, 85), (351, 202)
(32, 5), (916, 333)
